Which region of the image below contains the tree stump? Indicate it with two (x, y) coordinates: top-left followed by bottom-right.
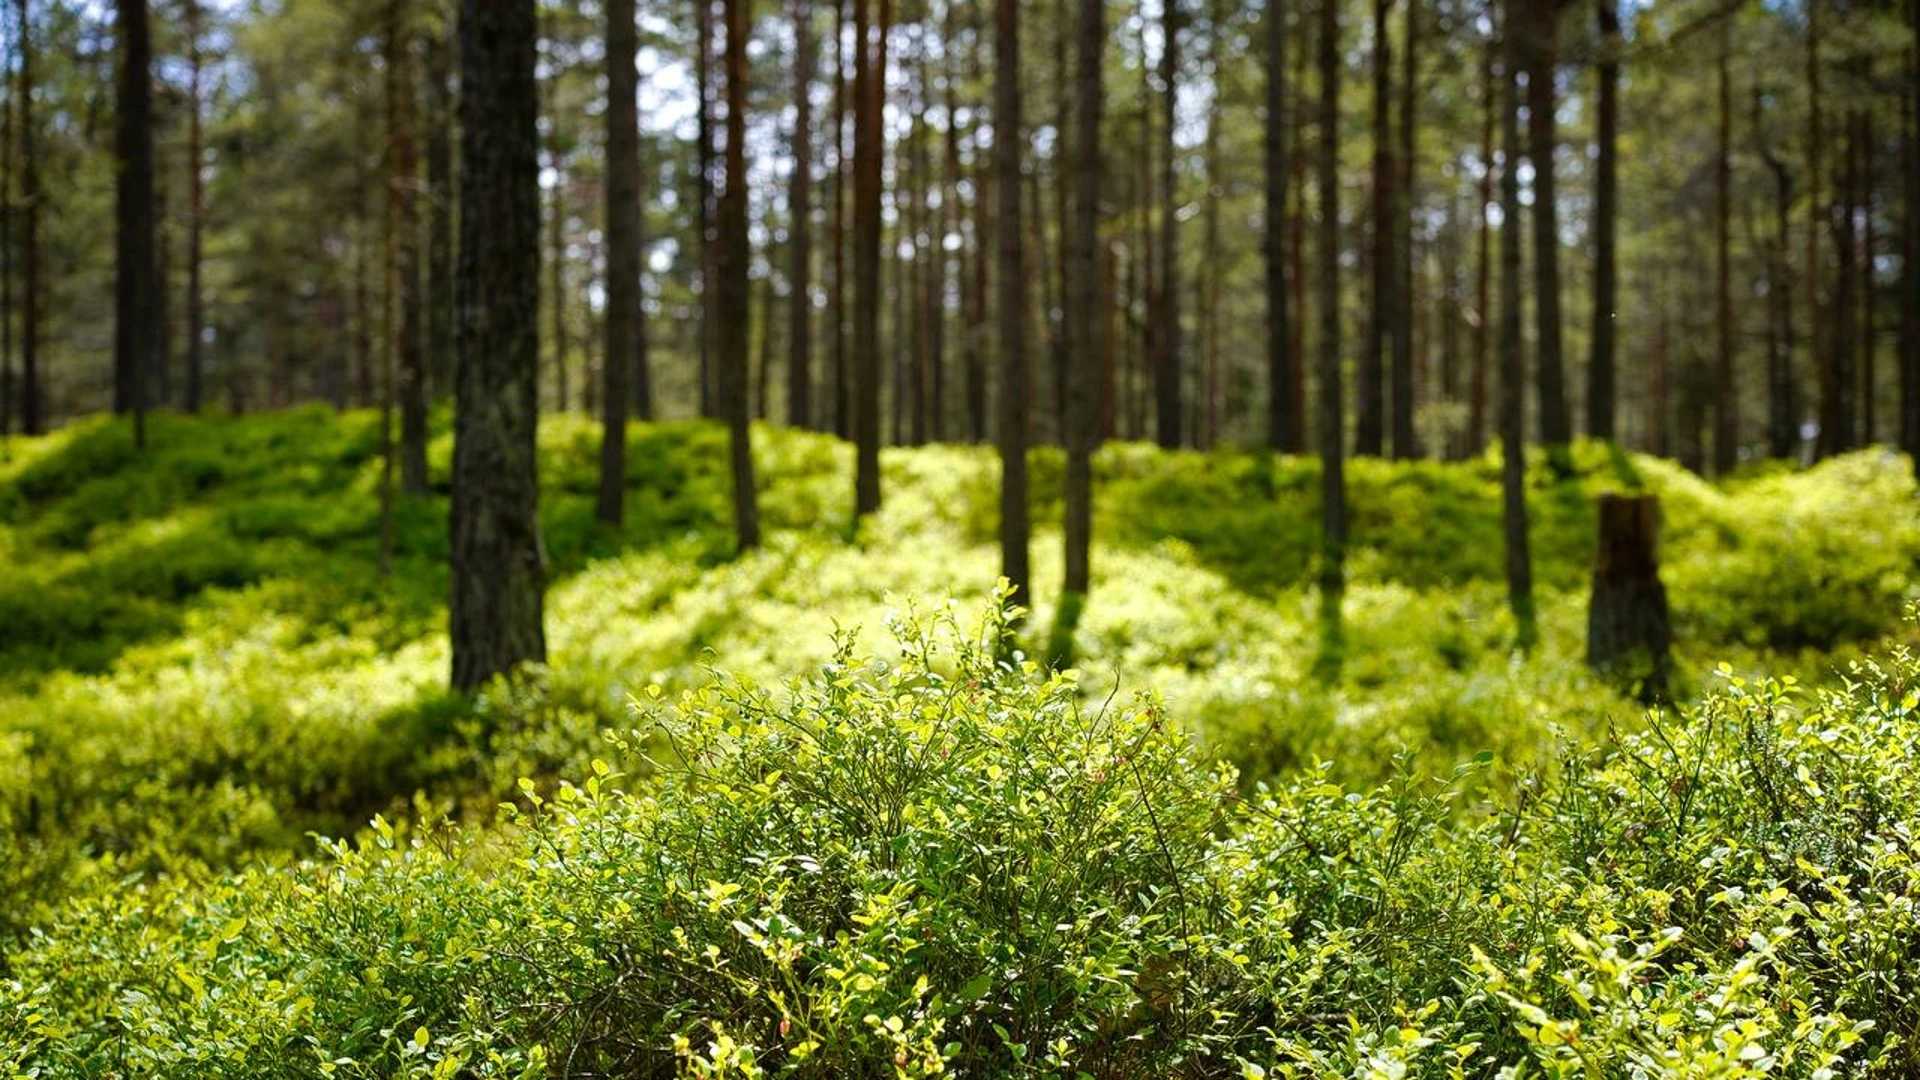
(1588, 493), (1672, 701)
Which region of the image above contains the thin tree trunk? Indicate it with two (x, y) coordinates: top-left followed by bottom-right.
(1904, 0), (1919, 468)
(1808, 0), (1829, 457)
(960, 1), (989, 445)
(852, 0), (889, 518)
(789, 0), (814, 429)
(1392, 0), (1418, 458)
(1201, 0), (1222, 447)
(1589, 0), (1619, 440)
(1861, 108), (1877, 445)
(1288, 16), (1309, 447)
(115, 0), (155, 447)
(1056, 0), (1103, 660)
(720, 0), (760, 549)
(600, 0), (639, 525)
(1649, 272), (1670, 457)
(1154, 0), (1183, 449)
(1525, 0), (1569, 455)
(1498, 0), (1535, 649)
(697, 0), (718, 419)
(391, 0), (429, 494)
(14, 0), (34, 435)
(1829, 110), (1859, 453)
(1358, 0), (1391, 458)
(450, 0), (545, 693)
(1759, 89), (1798, 459)
(1265, 0), (1295, 451)
(0, 8), (11, 437)
(1316, 0), (1347, 664)
(995, 0), (1029, 609)
(425, 11), (455, 402)
(1468, 34), (1494, 455)
(830, 0), (849, 437)
(1713, 20), (1735, 475)
(185, 0), (206, 413)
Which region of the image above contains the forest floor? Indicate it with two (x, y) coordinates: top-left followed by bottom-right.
(2, 410), (1918, 1075)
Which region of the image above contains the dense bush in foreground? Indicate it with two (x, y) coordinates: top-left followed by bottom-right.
(5, 602), (1914, 1078)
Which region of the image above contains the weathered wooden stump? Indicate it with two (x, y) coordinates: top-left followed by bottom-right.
(1588, 493), (1672, 701)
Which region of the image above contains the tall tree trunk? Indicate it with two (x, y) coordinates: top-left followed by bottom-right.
(1153, 0), (1183, 449)
(115, 0), (154, 447)
(1288, 15), (1309, 446)
(391, 0), (429, 494)
(1498, 0), (1535, 649)
(957, 0), (988, 445)
(1525, 0), (1569, 455)
(449, 0), (545, 693)
(995, 0), (1029, 610)
(600, 0), (639, 525)
(720, 0), (760, 549)
(852, 0), (889, 518)
(1055, 0), (1103, 660)
(184, 0), (206, 414)
(830, 0), (850, 437)
(1808, 0), (1830, 457)
(425, 11), (455, 402)
(788, 0), (814, 429)
(1904, 0), (1919, 469)
(1201, 0), (1222, 447)
(1712, 24), (1736, 475)
(696, 0), (718, 419)
(154, 163), (171, 410)
(0, 8), (11, 437)
(549, 174), (568, 411)
(1759, 91), (1798, 459)
(1316, 0), (1347, 664)
(14, 0), (34, 435)
(1358, 0), (1391, 457)
(1649, 272), (1670, 456)
(1266, 0), (1295, 452)
(1861, 107), (1876, 445)
(1392, 0), (1418, 458)
(1589, 0), (1619, 440)
(1828, 111), (1859, 453)
(1468, 34), (1494, 455)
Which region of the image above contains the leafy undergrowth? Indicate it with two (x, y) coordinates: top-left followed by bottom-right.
(0, 411), (1916, 992)
(4, 603), (1916, 1077)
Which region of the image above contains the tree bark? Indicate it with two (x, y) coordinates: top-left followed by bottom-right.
(15, 0), (35, 435)
(1467, 35), (1494, 456)
(1807, 0), (1829, 456)
(600, 0), (639, 525)
(1589, 0), (1619, 441)
(115, 0), (155, 447)
(995, 0), (1030, 610)
(1317, 0), (1347, 659)
(852, 0), (888, 518)
(830, 0), (850, 438)
(696, 0), (718, 419)
(1587, 493), (1671, 701)
(719, 0), (760, 550)
(1904, 0), (1919, 470)
(1358, 0), (1391, 458)
(1498, 1), (1535, 650)
(1524, 0), (1569, 456)
(1265, 0), (1296, 452)
(1712, 22), (1736, 475)
(1057, 0), (1103, 658)
(788, 0), (814, 429)
(391, 0), (429, 494)
(184, 0), (206, 414)
(1758, 91), (1798, 460)
(1392, 0), (1418, 458)
(425, 10), (456, 403)
(0, 9), (11, 436)
(1154, 0), (1183, 449)
(450, 0), (546, 693)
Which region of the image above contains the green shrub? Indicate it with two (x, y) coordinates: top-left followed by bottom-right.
(7, 604), (1920, 1077)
